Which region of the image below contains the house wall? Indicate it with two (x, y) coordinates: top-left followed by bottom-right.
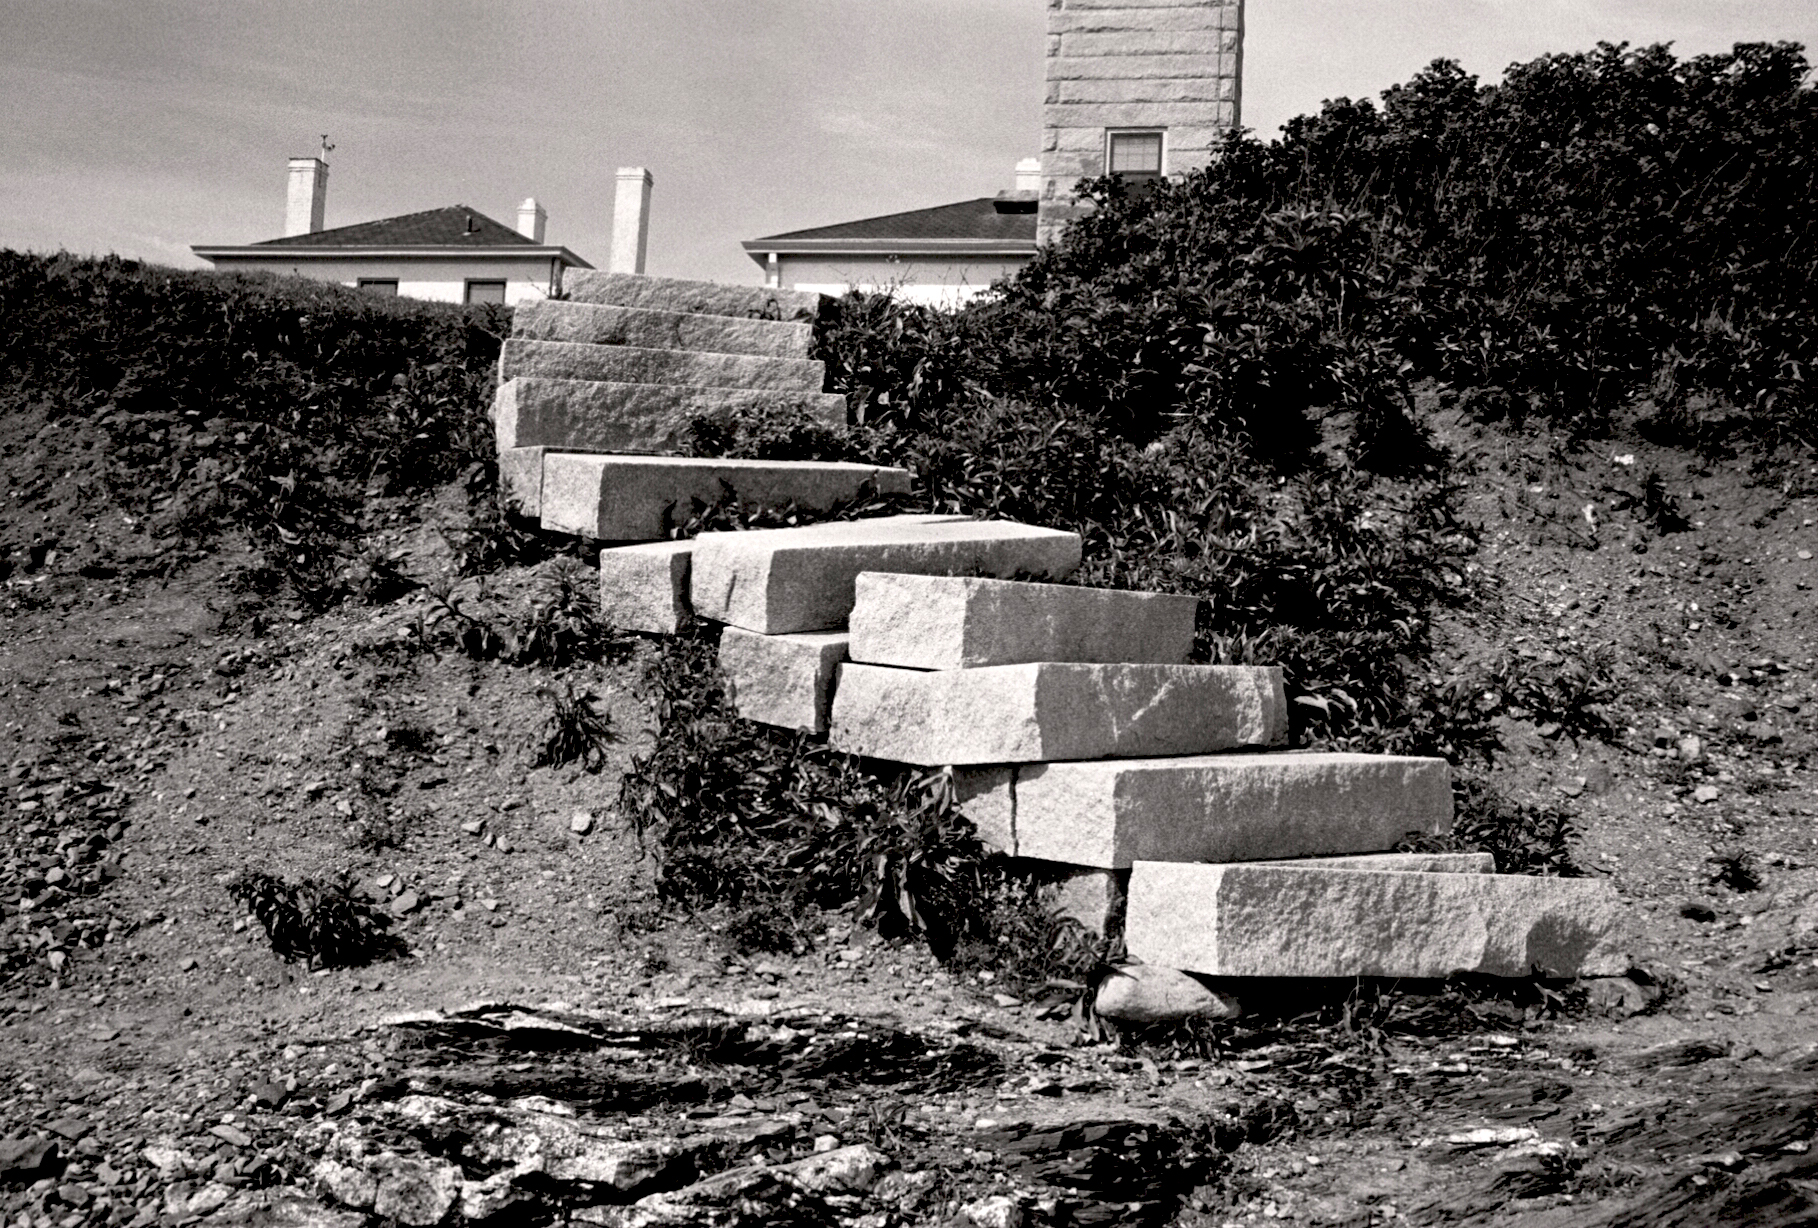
(777, 254), (1031, 310)
(202, 255), (566, 304)
(1039, 0), (1244, 245)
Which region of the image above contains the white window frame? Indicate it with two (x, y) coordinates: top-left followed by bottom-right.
(1105, 128), (1167, 180)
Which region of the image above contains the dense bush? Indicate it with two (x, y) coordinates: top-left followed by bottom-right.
(0, 251), (507, 598)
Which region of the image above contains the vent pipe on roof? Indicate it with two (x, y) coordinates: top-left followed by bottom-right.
(611, 167), (654, 275)
(517, 197), (548, 244)
(1015, 157), (1042, 193)
(284, 156), (329, 237)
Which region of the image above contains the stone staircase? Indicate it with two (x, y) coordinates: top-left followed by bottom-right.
(497, 272), (1626, 999)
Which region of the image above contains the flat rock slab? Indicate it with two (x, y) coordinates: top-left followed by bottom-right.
(564, 271), (825, 322)
(848, 572), (1198, 670)
(500, 339), (825, 395)
(540, 455), (912, 542)
(691, 516), (1082, 634)
(828, 663), (1285, 766)
(1125, 862), (1627, 979)
(719, 628), (850, 734)
(954, 751), (1450, 868)
(512, 300), (814, 359)
(599, 541), (695, 635)
(498, 447), (546, 518)
(494, 377), (846, 454)
(1256, 851), (1494, 873)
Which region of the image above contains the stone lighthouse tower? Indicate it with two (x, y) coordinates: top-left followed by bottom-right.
(1038, 0), (1245, 245)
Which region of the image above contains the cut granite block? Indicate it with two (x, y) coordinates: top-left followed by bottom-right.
(690, 516), (1082, 634)
(498, 447), (546, 518)
(1124, 862), (1627, 979)
(493, 377), (846, 455)
(598, 541), (694, 635)
(952, 751), (1451, 868)
(847, 572), (1198, 669)
(719, 627), (850, 734)
(563, 271), (825, 322)
(512, 299), (814, 359)
(829, 663), (1286, 766)
(500, 339), (824, 395)
(540, 454), (911, 542)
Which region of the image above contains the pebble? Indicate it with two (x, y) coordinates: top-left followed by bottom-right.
(569, 812), (593, 835)
(1694, 784), (1721, 804)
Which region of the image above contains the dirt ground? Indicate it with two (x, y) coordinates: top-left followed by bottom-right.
(3, 398), (1817, 1226)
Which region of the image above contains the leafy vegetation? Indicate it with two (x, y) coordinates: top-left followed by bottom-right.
(0, 252), (508, 602)
(226, 871), (398, 968)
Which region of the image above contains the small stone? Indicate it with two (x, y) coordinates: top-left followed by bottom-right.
(991, 993), (1023, 1009)
(460, 820), (484, 836)
(179, 957), (198, 972)
(1095, 964), (1241, 1024)
(963, 1194), (1026, 1228)
(569, 812), (593, 835)
(1693, 784), (1721, 804)
(208, 1125), (252, 1149)
(1679, 736), (1705, 763)
(1798, 550), (1812, 561)
(391, 891), (421, 915)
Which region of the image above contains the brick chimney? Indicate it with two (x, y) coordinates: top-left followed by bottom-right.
(517, 197), (548, 243)
(284, 156), (328, 237)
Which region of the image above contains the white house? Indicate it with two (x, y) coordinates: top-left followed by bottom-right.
(192, 155), (592, 304)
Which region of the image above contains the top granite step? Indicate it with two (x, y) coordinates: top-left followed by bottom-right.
(514, 300), (814, 360)
(564, 272), (826, 323)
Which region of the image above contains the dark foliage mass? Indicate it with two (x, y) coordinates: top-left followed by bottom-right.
(0, 252), (509, 600)
(226, 871), (398, 968)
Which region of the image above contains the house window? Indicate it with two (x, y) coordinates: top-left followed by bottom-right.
(1107, 130), (1165, 181)
(465, 280), (507, 305)
(358, 279), (399, 295)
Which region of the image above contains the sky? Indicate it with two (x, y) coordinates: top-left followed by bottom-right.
(2, 1), (1814, 286)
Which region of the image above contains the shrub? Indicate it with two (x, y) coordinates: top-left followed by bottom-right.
(533, 681), (614, 773)
(226, 871), (399, 968)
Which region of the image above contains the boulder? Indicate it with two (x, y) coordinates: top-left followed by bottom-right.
(1094, 965), (1241, 1024)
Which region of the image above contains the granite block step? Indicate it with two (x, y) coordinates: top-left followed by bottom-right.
(564, 271), (825, 322)
(500, 339), (826, 395)
(493, 377), (847, 454)
(513, 299), (814, 359)
(828, 662), (1286, 766)
(719, 628), (851, 734)
(953, 751), (1452, 868)
(690, 515), (1081, 634)
(1125, 861), (1627, 979)
(540, 454), (912, 542)
(599, 540), (696, 635)
(848, 572), (1199, 669)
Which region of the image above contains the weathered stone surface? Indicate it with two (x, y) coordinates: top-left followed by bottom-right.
(498, 447), (545, 518)
(1049, 5), (1238, 33)
(513, 299), (813, 358)
(564, 271), (825, 322)
(1052, 77), (1239, 104)
(494, 377), (846, 454)
(955, 752), (1451, 868)
(501, 339), (825, 394)
(540, 454), (912, 542)
(1048, 867), (1126, 938)
(1047, 52), (1240, 79)
(1257, 851), (1495, 873)
(368, 1156), (462, 1227)
(848, 572), (1197, 670)
(1095, 964), (1241, 1024)
(599, 541), (695, 635)
(691, 515), (1080, 634)
(719, 628), (850, 734)
(1056, 29), (1238, 57)
(828, 663), (1285, 766)
(1124, 862), (1628, 979)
